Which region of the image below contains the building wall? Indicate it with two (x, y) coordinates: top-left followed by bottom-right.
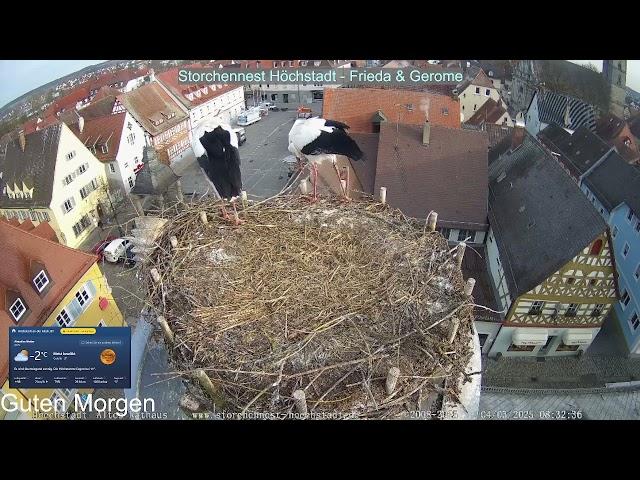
(525, 92), (544, 136)
(48, 125), (109, 248)
(510, 60), (537, 113)
(111, 112), (146, 193)
(606, 204), (640, 355)
(488, 233), (617, 357)
(475, 320), (502, 355)
(490, 325), (602, 358)
(440, 228), (486, 245)
(189, 86), (246, 131)
(0, 263), (125, 419)
(485, 227), (512, 312)
(459, 83), (501, 122)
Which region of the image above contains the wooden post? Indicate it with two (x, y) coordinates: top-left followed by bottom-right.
(448, 319), (461, 344)
(199, 211), (208, 224)
(241, 190), (248, 208)
(169, 236), (178, 249)
(300, 179), (309, 195)
(194, 368), (226, 407)
(379, 186), (387, 205)
(464, 277), (476, 296)
(175, 179), (184, 204)
(427, 211), (438, 232)
(456, 242), (466, 268)
(386, 367), (400, 395)
(131, 195), (144, 217)
(157, 315), (174, 344)
(150, 268), (161, 283)
(292, 389), (308, 416)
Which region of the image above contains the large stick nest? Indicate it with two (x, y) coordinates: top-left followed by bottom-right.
(144, 195), (476, 418)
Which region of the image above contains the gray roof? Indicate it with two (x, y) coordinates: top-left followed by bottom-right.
(538, 124), (612, 178)
(131, 146), (178, 195)
(0, 124), (62, 208)
(488, 133), (606, 298)
(583, 150), (640, 215)
(532, 89), (598, 133)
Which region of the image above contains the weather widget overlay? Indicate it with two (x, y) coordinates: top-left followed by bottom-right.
(9, 327), (131, 389)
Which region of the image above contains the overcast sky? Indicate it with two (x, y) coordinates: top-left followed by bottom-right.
(1, 60), (639, 109)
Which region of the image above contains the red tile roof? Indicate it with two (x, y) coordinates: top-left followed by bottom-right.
(157, 64), (241, 109)
(22, 115), (59, 134)
(0, 217), (59, 242)
(322, 88), (460, 133)
(68, 113), (126, 162)
(595, 114), (640, 164)
(373, 121), (488, 226)
(0, 221), (97, 383)
(45, 86), (91, 117)
(87, 67), (151, 92)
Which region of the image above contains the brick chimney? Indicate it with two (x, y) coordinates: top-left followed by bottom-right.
(422, 120), (431, 145)
(78, 116), (85, 133)
(18, 130), (26, 152)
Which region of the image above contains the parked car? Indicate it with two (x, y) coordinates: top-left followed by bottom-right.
(91, 236), (117, 261)
(103, 237), (133, 263)
(297, 106), (313, 119)
(237, 108), (261, 126)
(260, 102), (277, 111)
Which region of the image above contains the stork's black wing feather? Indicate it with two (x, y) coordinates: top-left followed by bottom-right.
(301, 129), (364, 161)
(323, 119), (351, 130)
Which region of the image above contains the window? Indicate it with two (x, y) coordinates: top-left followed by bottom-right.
(592, 304), (605, 317)
(10, 298), (27, 321)
(631, 313), (639, 330)
(474, 104), (477, 111)
(589, 279), (598, 286)
(439, 228), (451, 240)
(458, 229), (473, 242)
(109, 163), (116, 173)
(508, 344), (535, 352)
(566, 303), (579, 317)
(127, 133), (135, 145)
(98, 320), (106, 327)
(75, 287), (91, 307)
(62, 197), (75, 214)
(623, 243), (630, 258)
(100, 144), (108, 154)
(475, 87), (480, 94)
(72, 215), (91, 237)
(63, 174), (74, 186)
(485, 88), (491, 96)
(556, 342), (580, 352)
(635, 263), (640, 280)
(442, 107), (449, 116)
(478, 334), (489, 348)
(124, 162), (129, 169)
(66, 151), (76, 161)
(33, 270), (50, 293)
(128, 176), (135, 188)
(636, 221), (640, 233)
(612, 226), (618, 238)
(622, 290), (631, 308)
(529, 301), (545, 315)
(55, 309), (74, 327)
(628, 208), (634, 223)
(77, 163), (88, 175)
(566, 277), (575, 285)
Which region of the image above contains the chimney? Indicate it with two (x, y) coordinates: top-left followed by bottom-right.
(18, 130), (26, 152)
(422, 120), (431, 145)
(78, 116), (85, 133)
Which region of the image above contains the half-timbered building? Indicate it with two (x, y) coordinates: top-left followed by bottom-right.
(485, 132), (618, 357)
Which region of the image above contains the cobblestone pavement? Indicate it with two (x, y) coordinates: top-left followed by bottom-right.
(480, 386), (640, 420)
(482, 355), (640, 389)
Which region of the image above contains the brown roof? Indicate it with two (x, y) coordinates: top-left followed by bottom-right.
(0, 216), (58, 242)
(595, 114), (640, 164)
(0, 221), (97, 384)
(322, 87), (460, 133)
(373, 121), (488, 227)
(68, 113), (126, 162)
(45, 86), (91, 117)
(465, 98), (508, 126)
(117, 82), (188, 137)
(470, 69), (495, 89)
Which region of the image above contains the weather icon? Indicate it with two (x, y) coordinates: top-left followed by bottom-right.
(14, 350), (29, 362)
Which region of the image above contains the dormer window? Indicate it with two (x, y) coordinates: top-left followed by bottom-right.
(100, 144), (109, 154)
(33, 270), (50, 293)
(10, 298), (27, 322)
(66, 151), (76, 161)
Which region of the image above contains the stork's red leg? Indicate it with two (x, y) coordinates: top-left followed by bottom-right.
(220, 205), (230, 220)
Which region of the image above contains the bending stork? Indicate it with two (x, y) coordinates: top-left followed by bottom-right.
(288, 117), (364, 201)
(192, 119), (243, 223)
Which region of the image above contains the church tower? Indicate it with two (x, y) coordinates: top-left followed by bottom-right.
(603, 60), (627, 117)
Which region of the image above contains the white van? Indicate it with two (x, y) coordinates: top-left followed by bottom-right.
(103, 238), (133, 263)
(237, 109), (261, 126)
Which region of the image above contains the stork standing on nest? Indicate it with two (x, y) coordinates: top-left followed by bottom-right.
(192, 119), (243, 223)
(288, 117), (364, 201)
